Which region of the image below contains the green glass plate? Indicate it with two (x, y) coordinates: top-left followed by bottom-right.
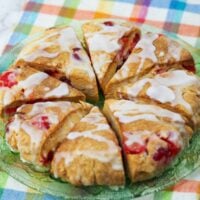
(0, 20), (200, 200)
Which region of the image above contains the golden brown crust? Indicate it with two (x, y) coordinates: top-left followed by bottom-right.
(103, 99), (192, 182)
(0, 64), (85, 117)
(105, 32), (194, 97)
(16, 26), (98, 101)
(5, 101), (92, 169)
(82, 20), (141, 92)
(51, 107), (125, 186)
(115, 69), (200, 129)
(1, 22), (199, 186)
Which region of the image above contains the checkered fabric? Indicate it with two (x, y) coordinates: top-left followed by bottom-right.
(3, 0), (200, 53)
(0, 0), (200, 199)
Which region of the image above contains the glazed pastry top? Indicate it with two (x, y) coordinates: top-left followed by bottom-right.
(17, 26), (95, 79)
(83, 20), (135, 53)
(82, 20), (139, 82)
(53, 107), (123, 171)
(0, 65), (84, 107)
(118, 70), (200, 113)
(108, 32), (193, 85)
(6, 101), (79, 151)
(108, 99), (185, 124)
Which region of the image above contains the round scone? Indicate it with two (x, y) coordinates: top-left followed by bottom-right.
(51, 106), (125, 186)
(115, 68), (200, 129)
(15, 26), (98, 102)
(0, 64), (85, 117)
(105, 32), (195, 97)
(82, 19), (141, 91)
(1, 19), (199, 187)
(5, 101), (92, 170)
(103, 99), (193, 182)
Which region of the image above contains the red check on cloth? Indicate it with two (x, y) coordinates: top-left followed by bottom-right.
(0, 0), (200, 199)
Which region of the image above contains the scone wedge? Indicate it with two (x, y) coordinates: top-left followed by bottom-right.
(15, 26), (98, 101)
(82, 19), (140, 91)
(5, 101), (92, 170)
(51, 106), (125, 186)
(103, 99), (192, 182)
(116, 69), (200, 129)
(0, 64), (85, 117)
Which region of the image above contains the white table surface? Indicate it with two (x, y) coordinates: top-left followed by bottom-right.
(0, 0), (26, 55)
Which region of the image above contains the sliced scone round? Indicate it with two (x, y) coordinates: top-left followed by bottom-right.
(105, 32), (195, 97)
(15, 26), (98, 101)
(103, 99), (193, 182)
(82, 19), (140, 91)
(115, 69), (200, 129)
(51, 106), (125, 186)
(5, 101), (92, 170)
(0, 64), (85, 117)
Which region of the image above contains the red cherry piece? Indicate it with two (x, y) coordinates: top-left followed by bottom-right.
(4, 107), (17, 115)
(60, 76), (71, 85)
(40, 150), (54, 166)
(161, 137), (180, 157)
(153, 138), (180, 163)
(154, 66), (167, 74)
(73, 53), (81, 61)
(32, 116), (50, 130)
(123, 142), (146, 154)
(131, 33), (140, 48)
(73, 47), (81, 52)
(44, 69), (59, 77)
(182, 64), (196, 73)
(0, 71), (17, 88)
(103, 21), (114, 26)
(121, 36), (129, 44)
(153, 147), (169, 161)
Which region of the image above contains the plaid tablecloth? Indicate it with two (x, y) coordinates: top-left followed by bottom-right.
(0, 0), (200, 199)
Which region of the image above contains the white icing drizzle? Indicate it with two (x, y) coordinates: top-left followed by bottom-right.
(147, 85), (175, 103)
(91, 53), (112, 81)
(20, 27), (80, 61)
(3, 90), (15, 106)
(124, 129), (183, 148)
(66, 50), (95, 80)
(1, 69), (71, 106)
(167, 39), (182, 61)
(6, 101), (73, 163)
(135, 33), (158, 74)
(26, 101), (72, 116)
(18, 72), (48, 97)
(5, 117), (21, 143)
(86, 22), (132, 53)
(18, 27), (95, 81)
(21, 122), (43, 149)
(44, 83), (69, 98)
(54, 107), (123, 171)
(124, 70), (199, 113)
(124, 131), (151, 146)
(89, 34), (121, 53)
(114, 113), (159, 123)
(85, 21), (133, 82)
(109, 32), (186, 90)
(109, 100), (184, 123)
